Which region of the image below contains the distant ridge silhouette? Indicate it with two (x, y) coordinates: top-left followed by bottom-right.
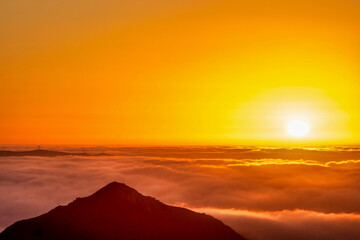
(0, 149), (109, 157)
(0, 182), (246, 240)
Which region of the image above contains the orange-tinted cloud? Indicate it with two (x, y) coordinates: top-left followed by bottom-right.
(1, 147), (360, 239)
(193, 208), (360, 240)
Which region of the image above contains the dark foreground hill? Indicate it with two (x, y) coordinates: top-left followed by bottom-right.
(0, 182), (246, 240)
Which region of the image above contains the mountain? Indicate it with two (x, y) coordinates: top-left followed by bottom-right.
(0, 149), (110, 157)
(0, 182), (246, 240)
(0, 149), (72, 157)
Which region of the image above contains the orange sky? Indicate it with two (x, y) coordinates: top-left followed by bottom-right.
(1, 0), (359, 145)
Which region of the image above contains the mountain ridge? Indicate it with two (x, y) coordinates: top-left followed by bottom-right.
(0, 182), (246, 240)
(0, 149), (110, 157)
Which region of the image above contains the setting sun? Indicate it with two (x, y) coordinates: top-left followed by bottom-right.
(287, 120), (310, 137)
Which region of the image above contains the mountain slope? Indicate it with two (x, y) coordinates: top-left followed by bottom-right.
(0, 182), (246, 240)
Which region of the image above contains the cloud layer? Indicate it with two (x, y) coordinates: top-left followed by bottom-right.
(1, 146), (360, 239)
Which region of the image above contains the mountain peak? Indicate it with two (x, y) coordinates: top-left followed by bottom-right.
(0, 182), (247, 240)
(85, 182), (146, 204)
(104, 181), (125, 187)
(94, 181), (135, 195)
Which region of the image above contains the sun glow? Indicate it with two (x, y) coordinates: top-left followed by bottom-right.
(287, 120), (310, 137)
(0, 0), (359, 145)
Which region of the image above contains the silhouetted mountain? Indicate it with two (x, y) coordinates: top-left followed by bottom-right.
(0, 182), (246, 240)
(0, 149), (110, 157)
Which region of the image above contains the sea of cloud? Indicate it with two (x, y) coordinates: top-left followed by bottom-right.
(1, 146), (360, 240)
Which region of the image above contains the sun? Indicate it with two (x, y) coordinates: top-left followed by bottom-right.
(286, 120), (310, 137)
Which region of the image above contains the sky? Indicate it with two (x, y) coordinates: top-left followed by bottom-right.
(1, 146), (360, 240)
(1, 0), (360, 145)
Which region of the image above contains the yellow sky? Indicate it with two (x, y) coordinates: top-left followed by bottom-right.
(1, 0), (359, 145)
